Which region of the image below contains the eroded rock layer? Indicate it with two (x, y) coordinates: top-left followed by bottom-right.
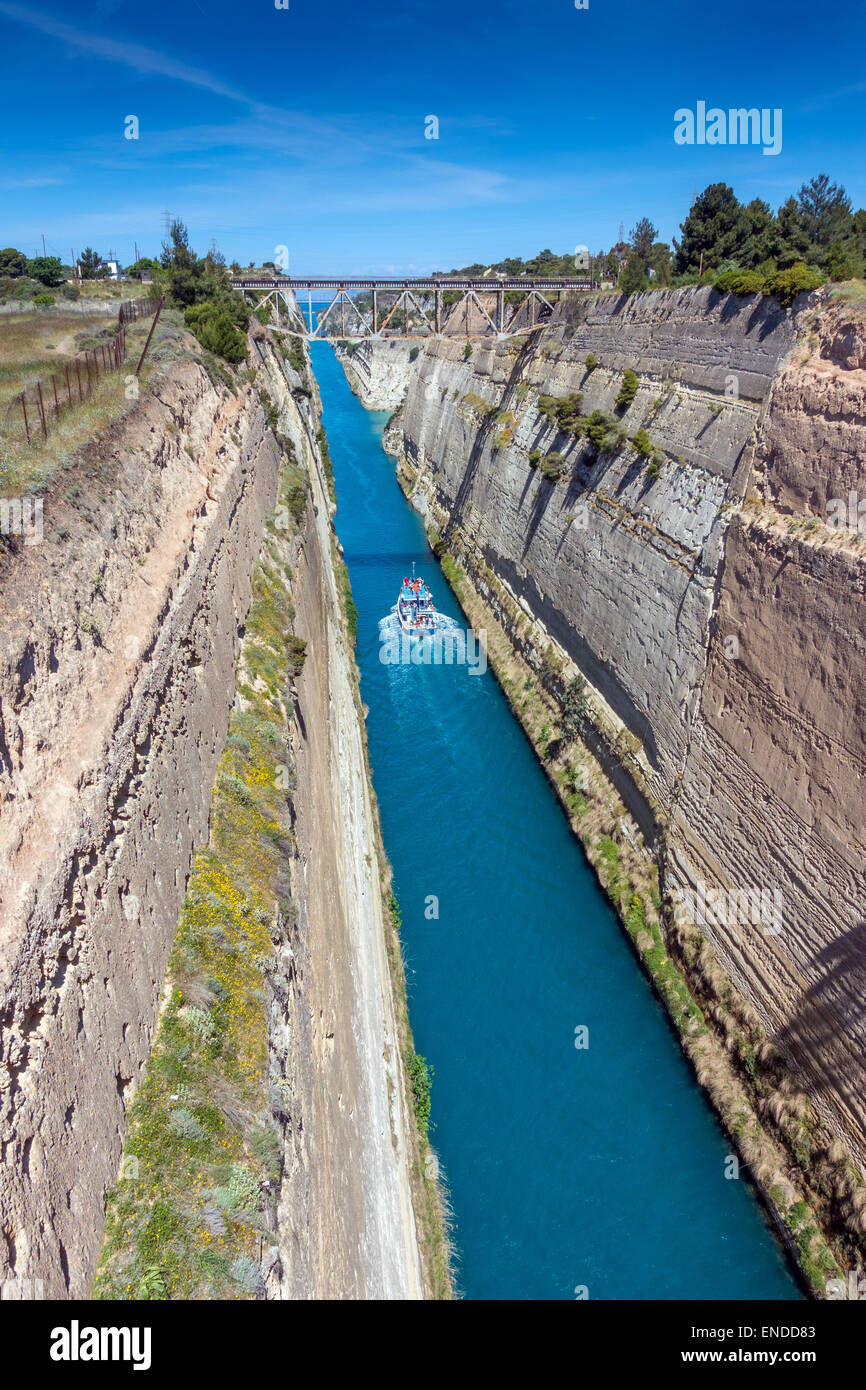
(365, 286), (866, 1170)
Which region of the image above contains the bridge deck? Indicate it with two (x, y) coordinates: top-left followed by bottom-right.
(232, 276), (593, 339)
(230, 277), (593, 291)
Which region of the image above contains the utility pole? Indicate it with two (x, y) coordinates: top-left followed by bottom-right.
(134, 240), (139, 264)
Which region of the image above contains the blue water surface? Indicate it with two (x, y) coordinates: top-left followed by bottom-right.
(308, 337), (800, 1302)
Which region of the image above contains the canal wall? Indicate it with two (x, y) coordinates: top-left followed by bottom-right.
(0, 326), (428, 1297)
(338, 286), (866, 1287)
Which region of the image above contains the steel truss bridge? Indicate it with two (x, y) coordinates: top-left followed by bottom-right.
(229, 276), (594, 340)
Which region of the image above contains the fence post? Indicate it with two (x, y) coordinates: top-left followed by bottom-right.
(20, 394), (30, 445)
(52, 376), (59, 414)
(135, 295), (165, 376)
(65, 364), (72, 405)
(86, 352), (92, 391)
(36, 381), (47, 438)
(76, 359), (83, 400)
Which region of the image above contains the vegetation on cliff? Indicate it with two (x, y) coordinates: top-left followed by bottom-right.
(94, 460), (309, 1300)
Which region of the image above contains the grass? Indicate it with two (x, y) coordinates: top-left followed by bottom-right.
(93, 463), (308, 1301)
(0, 311), (186, 498)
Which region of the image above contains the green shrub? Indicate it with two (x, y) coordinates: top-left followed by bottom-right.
(33, 292), (55, 307)
(338, 561), (358, 645)
(585, 409), (620, 455)
(561, 675), (589, 740)
(762, 262), (824, 308)
(184, 301), (247, 364)
(286, 634), (307, 675)
(540, 451), (564, 480)
(407, 1052), (433, 1134)
(584, 353), (599, 372)
(615, 369), (639, 413)
(714, 267), (766, 296)
(528, 448), (542, 468)
(538, 391), (584, 436)
(286, 478), (308, 525)
(632, 428), (653, 458)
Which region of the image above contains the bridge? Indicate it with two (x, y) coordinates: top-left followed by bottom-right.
(229, 276), (594, 340)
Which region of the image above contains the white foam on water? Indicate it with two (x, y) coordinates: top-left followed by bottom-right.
(378, 607), (470, 663)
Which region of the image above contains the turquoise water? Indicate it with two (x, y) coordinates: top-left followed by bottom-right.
(308, 338), (800, 1302)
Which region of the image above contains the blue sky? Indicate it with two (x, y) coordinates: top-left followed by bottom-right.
(1, 0), (865, 273)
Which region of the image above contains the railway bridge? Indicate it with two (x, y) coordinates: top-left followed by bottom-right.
(229, 276), (594, 341)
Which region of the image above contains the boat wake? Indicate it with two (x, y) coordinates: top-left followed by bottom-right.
(378, 609), (487, 674)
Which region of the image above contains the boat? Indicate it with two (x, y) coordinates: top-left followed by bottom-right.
(397, 563), (440, 635)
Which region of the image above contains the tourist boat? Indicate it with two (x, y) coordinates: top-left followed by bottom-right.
(397, 564), (440, 635)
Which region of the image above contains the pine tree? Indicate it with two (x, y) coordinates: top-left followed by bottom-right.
(673, 184), (748, 274)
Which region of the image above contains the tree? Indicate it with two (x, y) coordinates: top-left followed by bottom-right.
(649, 242), (672, 286)
(619, 252), (648, 295)
(775, 197), (811, 267)
(126, 257), (160, 280)
(77, 247), (107, 280)
(739, 199), (779, 269)
(26, 255), (64, 286)
(0, 247), (26, 277)
(797, 174), (852, 255)
(561, 676), (589, 741)
(673, 183), (748, 274)
(629, 217), (657, 269)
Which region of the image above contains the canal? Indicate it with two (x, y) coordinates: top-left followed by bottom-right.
(308, 337), (799, 1302)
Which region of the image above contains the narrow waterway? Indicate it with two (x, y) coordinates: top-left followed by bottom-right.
(309, 339), (800, 1302)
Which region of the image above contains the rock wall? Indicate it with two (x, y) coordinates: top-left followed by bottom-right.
(0, 359), (278, 1296)
(0, 334), (424, 1298)
(333, 338), (416, 411)
(353, 285), (866, 1171)
(670, 305), (866, 1163)
(254, 342), (424, 1299)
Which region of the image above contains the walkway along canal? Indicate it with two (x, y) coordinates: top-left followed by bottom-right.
(308, 337), (800, 1301)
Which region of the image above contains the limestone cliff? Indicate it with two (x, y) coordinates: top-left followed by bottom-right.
(339, 285), (866, 1278)
(0, 328), (427, 1298)
(333, 338), (416, 411)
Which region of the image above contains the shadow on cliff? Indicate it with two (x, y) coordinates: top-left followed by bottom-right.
(774, 922), (866, 1141)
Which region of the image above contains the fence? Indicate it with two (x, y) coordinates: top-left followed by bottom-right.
(118, 296), (161, 326)
(3, 296), (164, 447)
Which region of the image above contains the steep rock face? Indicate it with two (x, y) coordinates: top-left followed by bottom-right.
(0, 337), (425, 1298)
(670, 306), (866, 1163)
(354, 285), (866, 1168)
(333, 338), (416, 411)
(0, 361), (280, 1295)
(399, 290), (795, 816)
(254, 342), (424, 1299)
